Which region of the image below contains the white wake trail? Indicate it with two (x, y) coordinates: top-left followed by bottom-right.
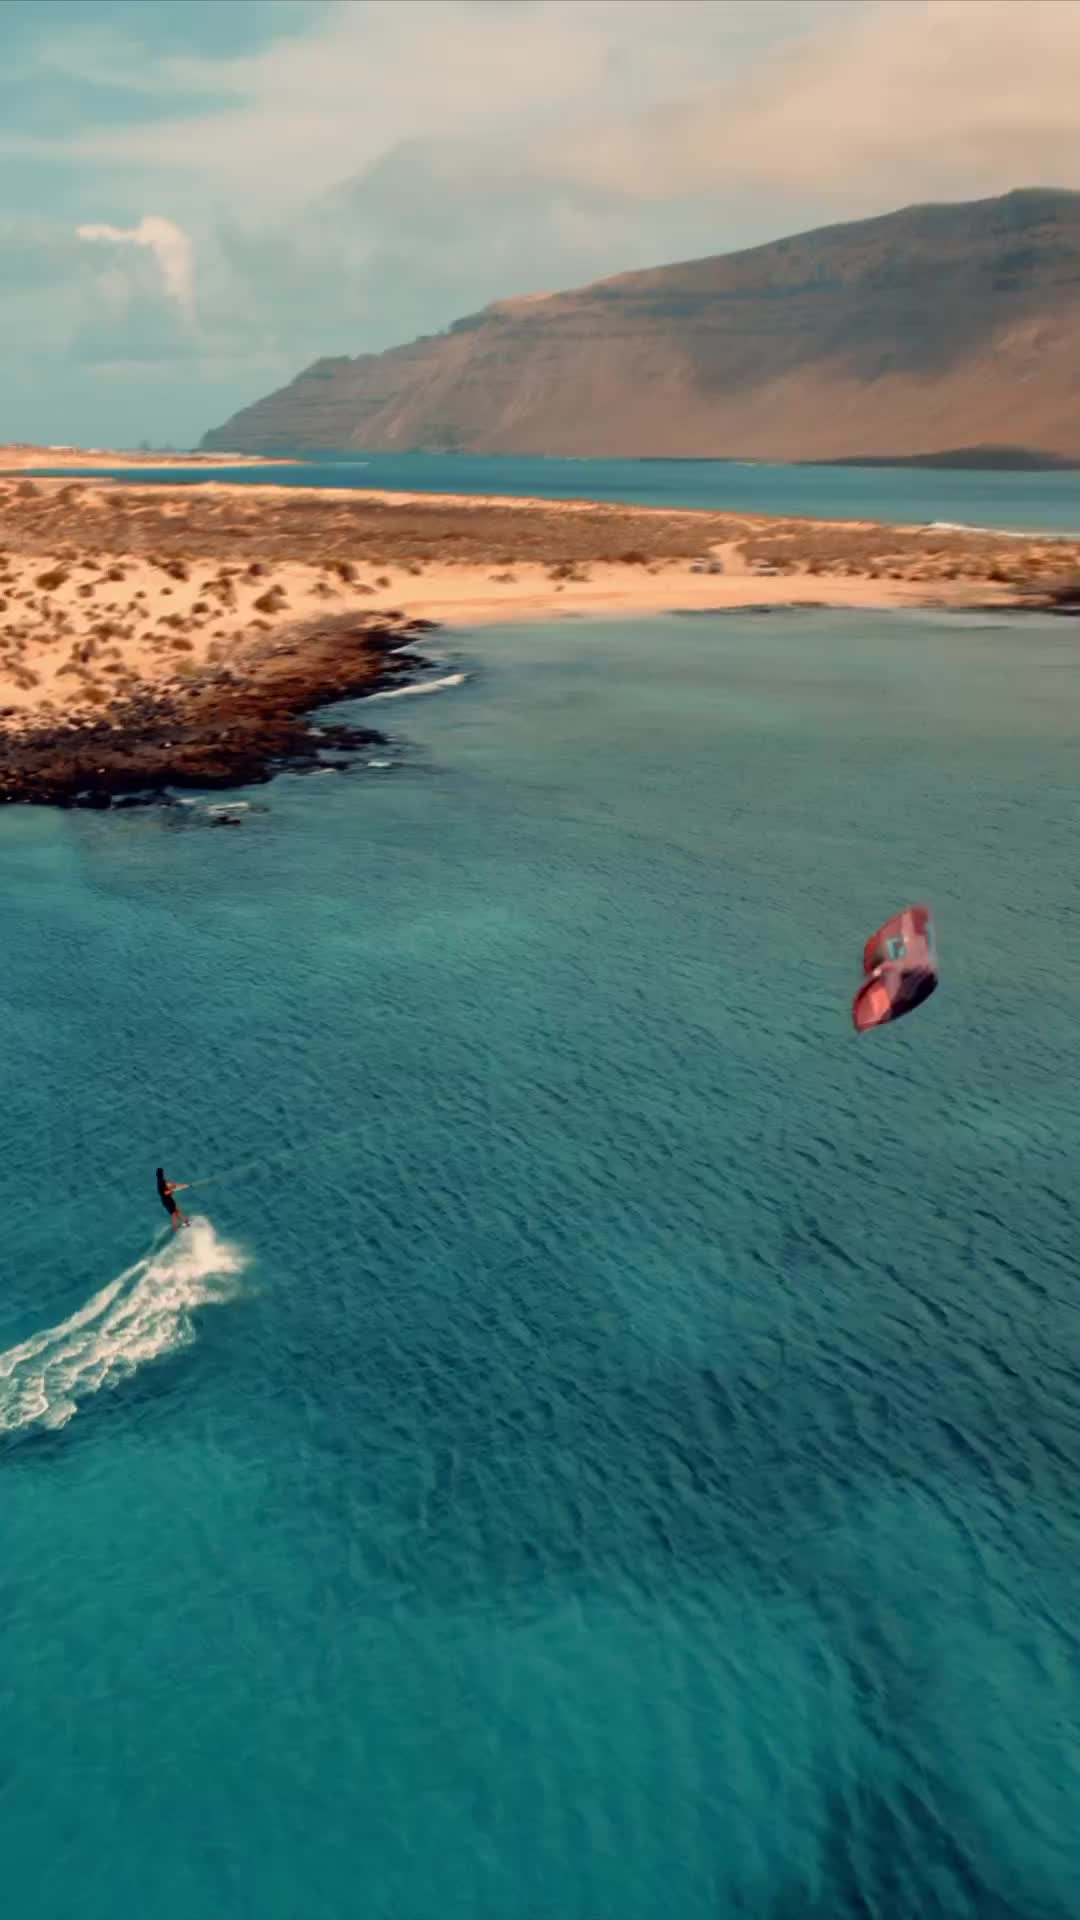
(0, 1217), (246, 1436)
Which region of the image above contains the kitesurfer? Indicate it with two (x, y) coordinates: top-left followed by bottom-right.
(156, 1167), (190, 1231)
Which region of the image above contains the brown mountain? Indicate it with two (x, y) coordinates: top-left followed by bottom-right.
(202, 189), (1080, 463)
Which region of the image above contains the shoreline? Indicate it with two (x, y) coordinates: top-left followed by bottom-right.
(0, 611), (436, 808)
(0, 475), (1075, 808)
(0, 445), (292, 475)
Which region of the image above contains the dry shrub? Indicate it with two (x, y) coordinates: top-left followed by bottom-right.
(253, 586), (288, 614)
(35, 567), (68, 591)
(170, 636), (194, 652)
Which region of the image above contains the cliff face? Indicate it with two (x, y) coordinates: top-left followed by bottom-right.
(203, 190), (1080, 461)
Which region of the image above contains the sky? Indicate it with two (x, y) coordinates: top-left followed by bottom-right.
(3, 0), (1080, 447)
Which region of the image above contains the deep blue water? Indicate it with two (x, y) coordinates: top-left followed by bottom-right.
(29, 450), (1080, 533)
(2, 609), (1079, 1918)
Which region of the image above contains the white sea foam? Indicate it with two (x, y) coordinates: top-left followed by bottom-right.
(923, 519), (1034, 539)
(0, 1217), (246, 1436)
(370, 672), (467, 701)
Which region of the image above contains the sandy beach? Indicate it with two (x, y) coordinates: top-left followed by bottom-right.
(0, 445), (288, 474)
(0, 473), (1075, 804)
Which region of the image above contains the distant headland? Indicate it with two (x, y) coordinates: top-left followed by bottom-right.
(0, 445), (291, 474)
(201, 189), (1080, 467)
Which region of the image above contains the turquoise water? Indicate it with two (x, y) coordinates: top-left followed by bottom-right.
(2, 609), (1079, 1917)
(32, 451), (1080, 533)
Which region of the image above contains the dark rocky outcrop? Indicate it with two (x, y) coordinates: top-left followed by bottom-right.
(0, 614), (433, 809)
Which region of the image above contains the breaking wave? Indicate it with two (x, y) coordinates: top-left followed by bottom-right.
(923, 519), (1033, 538)
(371, 672), (468, 701)
(0, 1217), (246, 1437)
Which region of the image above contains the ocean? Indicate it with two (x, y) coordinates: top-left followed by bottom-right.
(34, 450), (1080, 535)
(1, 607), (1078, 1917)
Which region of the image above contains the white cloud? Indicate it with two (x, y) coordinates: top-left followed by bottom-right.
(76, 215), (195, 318)
(538, 0), (1080, 211)
(49, 3), (848, 214)
(7, 0), (1080, 443)
(53, 0), (1080, 361)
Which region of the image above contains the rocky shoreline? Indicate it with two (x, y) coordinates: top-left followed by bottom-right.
(0, 610), (435, 808)
(1, 473), (1078, 812)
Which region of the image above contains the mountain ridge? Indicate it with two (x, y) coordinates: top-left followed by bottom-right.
(202, 189), (1080, 463)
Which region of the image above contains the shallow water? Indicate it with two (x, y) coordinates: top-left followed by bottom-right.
(32, 449), (1080, 533)
(1, 609), (1078, 1917)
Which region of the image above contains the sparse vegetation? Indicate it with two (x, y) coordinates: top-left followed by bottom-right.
(253, 586), (288, 614)
(0, 475), (1077, 786)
